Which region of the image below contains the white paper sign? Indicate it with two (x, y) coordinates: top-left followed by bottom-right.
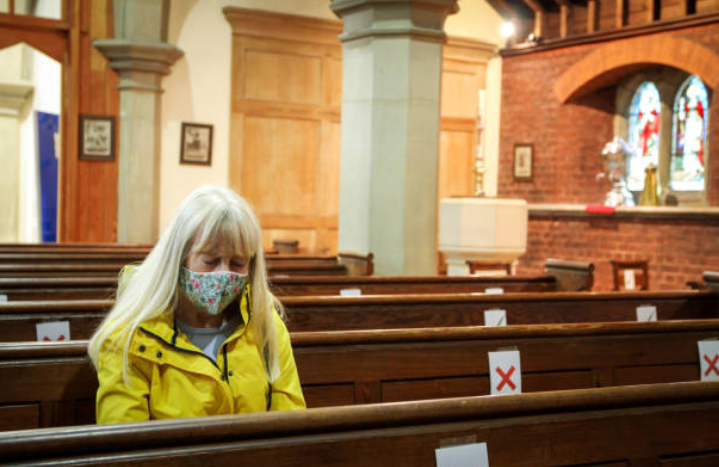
(435, 442), (489, 467)
(623, 270), (636, 290)
(484, 288), (504, 295)
(484, 309), (507, 327)
(36, 321), (71, 342)
(0, 294), (7, 303)
(636, 305), (657, 322)
(340, 288), (362, 297)
(489, 350), (521, 395)
(698, 340), (719, 381)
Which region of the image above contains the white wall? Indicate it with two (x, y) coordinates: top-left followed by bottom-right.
(160, 0), (505, 231)
(446, 0), (504, 46)
(446, 0), (504, 197)
(19, 46), (61, 242)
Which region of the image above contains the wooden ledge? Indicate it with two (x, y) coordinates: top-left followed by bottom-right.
(290, 318), (719, 345)
(0, 290), (712, 311)
(281, 289), (713, 306)
(5, 315), (719, 355)
(1, 381), (718, 461)
(529, 203), (719, 221)
(500, 12), (719, 57)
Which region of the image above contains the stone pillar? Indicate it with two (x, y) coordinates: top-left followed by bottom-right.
(331, 0), (459, 275)
(0, 81), (32, 242)
(94, 0), (182, 242)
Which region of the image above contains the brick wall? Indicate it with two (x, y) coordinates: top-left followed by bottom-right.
(499, 23), (719, 203)
(517, 214), (719, 290)
(499, 23), (719, 289)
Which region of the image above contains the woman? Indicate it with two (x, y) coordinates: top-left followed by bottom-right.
(88, 186), (305, 423)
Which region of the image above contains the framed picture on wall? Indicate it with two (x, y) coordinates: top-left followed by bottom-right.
(180, 122), (213, 166)
(79, 115), (115, 161)
(513, 143), (533, 181)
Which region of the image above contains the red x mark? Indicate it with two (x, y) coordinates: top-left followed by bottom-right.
(42, 335), (65, 342)
(496, 365), (516, 391)
(704, 354), (719, 376)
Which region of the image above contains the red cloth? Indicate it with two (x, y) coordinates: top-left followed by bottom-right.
(585, 205), (616, 214)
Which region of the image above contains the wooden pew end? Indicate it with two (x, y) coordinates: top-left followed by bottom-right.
(338, 252), (374, 276)
(544, 258), (595, 292)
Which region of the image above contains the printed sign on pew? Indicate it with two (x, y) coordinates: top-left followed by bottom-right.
(436, 442), (489, 467)
(484, 309), (507, 327)
(636, 305), (657, 322)
(489, 350), (521, 395)
(36, 321), (71, 342)
(699, 339), (719, 382)
(340, 288), (362, 297)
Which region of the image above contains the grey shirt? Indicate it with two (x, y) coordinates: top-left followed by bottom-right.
(176, 314), (243, 362)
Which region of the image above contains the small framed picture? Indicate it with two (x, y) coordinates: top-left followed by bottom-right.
(180, 122), (213, 166)
(79, 115), (115, 161)
(513, 143), (533, 181)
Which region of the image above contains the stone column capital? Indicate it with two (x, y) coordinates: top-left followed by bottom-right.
(330, 0), (459, 43)
(0, 81), (33, 116)
(93, 39), (184, 92)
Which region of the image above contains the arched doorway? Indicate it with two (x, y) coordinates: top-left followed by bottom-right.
(0, 1), (67, 242)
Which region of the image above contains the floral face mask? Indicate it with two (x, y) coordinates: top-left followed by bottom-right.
(179, 267), (246, 315)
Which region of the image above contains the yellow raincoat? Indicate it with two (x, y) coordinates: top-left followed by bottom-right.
(96, 288), (305, 423)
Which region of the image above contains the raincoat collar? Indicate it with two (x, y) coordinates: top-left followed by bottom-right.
(137, 285), (252, 358)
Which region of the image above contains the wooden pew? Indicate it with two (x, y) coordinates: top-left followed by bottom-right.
(0, 262), (350, 278)
(0, 277), (118, 300)
(1, 290), (715, 341)
(0, 258), (592, 300)
(0, 273), (578, 301)
(0, 253), (147, 265)
(0, 275), (557, 301)
(270, 275), (560, 296)
(0, 243), (153, 254)
(1, 381), (718, 466)
(0, 319), (717, 430)
(281, 289), (719, 331)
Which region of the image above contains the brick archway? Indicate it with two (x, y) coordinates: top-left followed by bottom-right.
(554, 34), (719, 103)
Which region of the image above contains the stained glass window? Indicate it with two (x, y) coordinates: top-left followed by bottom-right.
(671, 75), (708, 191)
(627, 82), (661, 191)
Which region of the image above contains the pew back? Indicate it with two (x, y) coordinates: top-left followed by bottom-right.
(0, 320), (717, 431)
(0, 290), (716, 341)
(0, 275), (560, 301)
(0, 381), (718, 467)
(0, 262), (350, 278)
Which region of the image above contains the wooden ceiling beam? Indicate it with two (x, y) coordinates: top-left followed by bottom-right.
(549, 0), (572, 38)
(587, 0), (597, 32)
(518, 0), (546, 38)
(616, 0), (626, 28)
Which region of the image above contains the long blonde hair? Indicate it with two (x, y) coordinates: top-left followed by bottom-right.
(88, 186), (283, 384)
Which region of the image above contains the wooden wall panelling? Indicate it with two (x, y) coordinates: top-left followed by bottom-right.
(0, 17), (67, 61)
(662, 0), (687, 19)
(61, 0), (118, 242)
(226, 9), (343, 254)
(226, 9), (495, 255)
(62, 0), (80, 243)
(696, 0), (719, 12)
(545, 12), (562, 38)
(588, 0), (598, 32)
(439, 39), (494, 205)
(616, 0), (627, 28)
(598, 0), (618, 31)
(569, 2), (589, 36)
(558, 1), (571, 38)
(626, 0), (652, 26)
